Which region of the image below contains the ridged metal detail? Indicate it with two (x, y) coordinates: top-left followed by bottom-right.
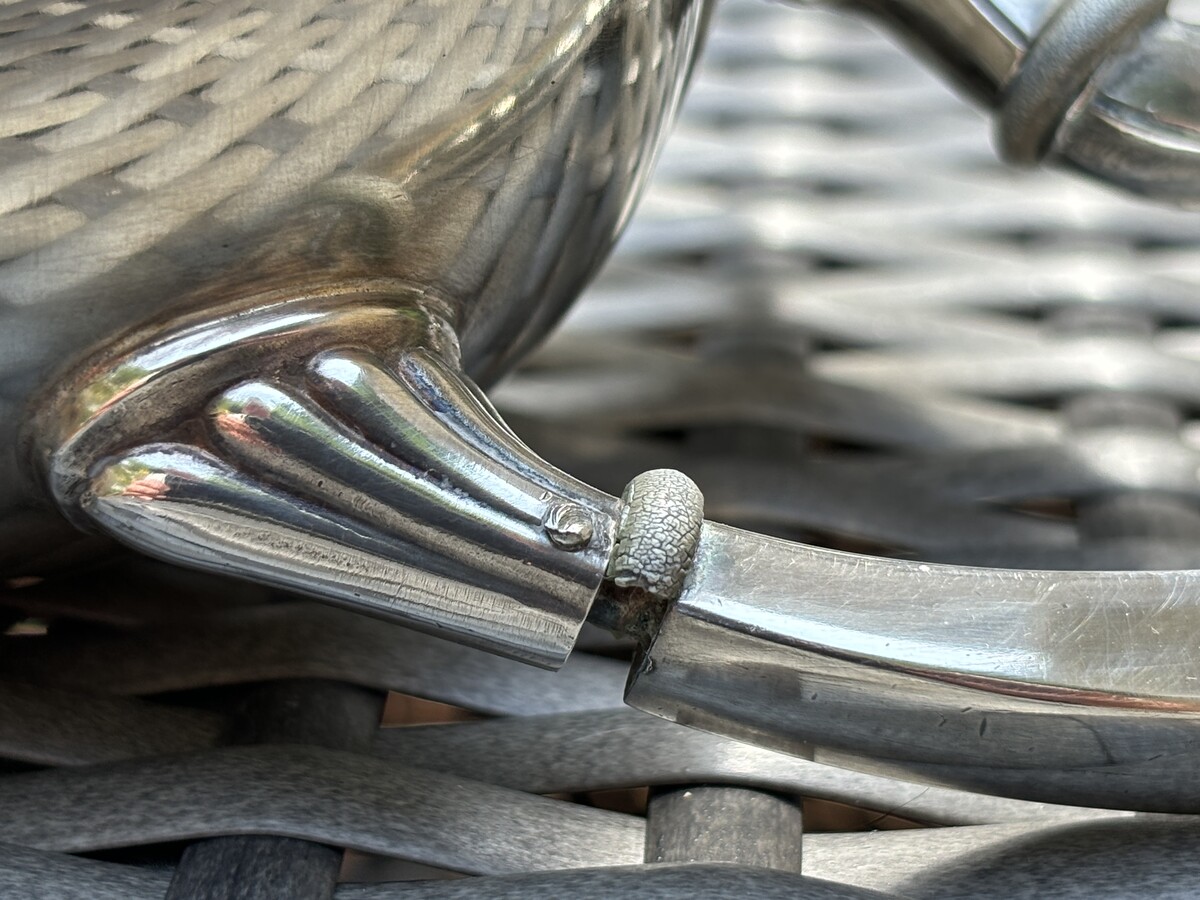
(5, 0), (1200, 894)
(53, 314), (619, 667)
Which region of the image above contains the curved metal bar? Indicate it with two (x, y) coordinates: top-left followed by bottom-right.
(620, 514), (1200, 810)
(805, 0), (1200, 202)
(819, 0), (1057, 99)
(1058, 16), (1200, 202)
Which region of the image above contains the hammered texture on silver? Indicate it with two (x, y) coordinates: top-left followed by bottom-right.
(608, 469), (704, 600)
(5, 0), (1200, 897)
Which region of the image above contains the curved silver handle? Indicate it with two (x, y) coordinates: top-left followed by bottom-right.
(807, 0), (1200, 203)
(616, 496), (1200, 812)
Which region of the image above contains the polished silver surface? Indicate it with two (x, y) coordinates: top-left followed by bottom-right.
(8, 0), (1200, 892)
(0, 0), (708, 572)
(42, 291), (619, 666)
(824, 0), (1058, 97)
(803, 0), (1200, 202)
(553, 0), (1200, 815)
(625, 522), (1200, 809)
(1060, 14), (1200, 200)
(14, 0), (1200, 800)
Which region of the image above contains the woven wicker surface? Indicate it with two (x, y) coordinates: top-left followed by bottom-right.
(4, 0), (1200, 896)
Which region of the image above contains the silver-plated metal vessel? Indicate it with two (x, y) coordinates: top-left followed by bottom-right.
(8, 0), (1200, 814)
(2, 0), (709, 584)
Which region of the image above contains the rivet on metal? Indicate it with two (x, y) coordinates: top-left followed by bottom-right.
(542, 502), (594, 551)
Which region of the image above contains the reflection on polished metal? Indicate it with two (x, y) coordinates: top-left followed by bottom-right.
(619, 516), (1200, 810)
(802, 0), (1200, 202)
(1, 0), (709, 574)
(12, 0), (1200, 820)
(43, 289), (622, 667)
(5, 0), (708, 664)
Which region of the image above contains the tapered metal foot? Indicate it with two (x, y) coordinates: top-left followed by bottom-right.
(36, 283), (618, 667)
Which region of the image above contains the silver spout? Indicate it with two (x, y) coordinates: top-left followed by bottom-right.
(808, 0), (1200, 204)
